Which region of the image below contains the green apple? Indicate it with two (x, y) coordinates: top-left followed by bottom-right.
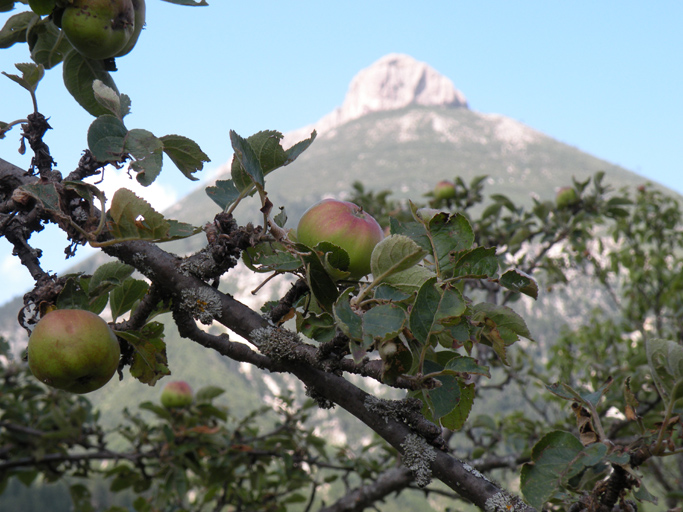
(61, 0), (135, 60)
(556, 187), (579, 208)
(296, 199), (384, 279)
(28, 0), (56, 16)
(433, 180), (456, 200)
(160, 380), (193, 408)
(115, 0), (145, 57)
(28, 309), (120, 394)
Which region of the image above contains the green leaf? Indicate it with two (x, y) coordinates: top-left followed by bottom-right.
(370, 234), (427, 279)
(443, 354), (491, 379)
(19, 182), (63, 213)
(383, 264), (436, 294)
(243, 241), (302, 273)
(105, 188), (200, 244)
(298, 242), (339, 311)
(92, 79), (130, 119)
(110, 277), (149, 321)
(520, 431), (584, 510)
(427, 211), (475, 270)
(89, 261), (135, 297)
(499, 269), (539, 299)
(409, 278), (467, 346)
(0, 11), (34, 49)
(333, 289), (363, 342)
(362, 303), (406, 345)
(450, 246), (499, 279)
(440, 381), (474, 430)
(195, 385), (225, 402)
(647, 338), (683, 401)
(284, 130), (316, 163)
(116, 322), (170, 386)
(87, 115), (127, 162)
(160, 134), (210, 181)
(472, 302), (533, 363)
(126, 129), (164, 186)
(230, 130), (264, 190)
(28, 19), (73, 69)
(1, 62), (44, 93)
(63, 50), (119, 117)
(297, 311), (336, 343)
(205, 179), (240, 211)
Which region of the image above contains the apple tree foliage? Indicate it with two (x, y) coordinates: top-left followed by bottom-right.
(1, 2), (683, 511)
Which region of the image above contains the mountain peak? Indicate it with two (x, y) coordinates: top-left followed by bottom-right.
(286, 54), (467, 142)
(343, 54), (468, 117)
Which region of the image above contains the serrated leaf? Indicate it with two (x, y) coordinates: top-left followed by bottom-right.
(647, 338), (683, 401)
(19, 182), (63, 213)
(520, 431), (584, 510)
(92, 79), (120, 115)
(110, 277), (149, 321)
(370, 234), (427, 279)
(298, 242), (339, 311)
(230, 130), (264, 191)
(362, 303), (406, 345)
(0, 11), (34, 49)
(383, 264), (436, 294)
(443, 355), (491, 378)
(450, 246), (499, 279)
(116, 322), (169, 386)
(105, 188), (199, 244)
(283, 130), (316, 164)
(2, 62), (44, 93)
(440, 381), (474, 430)
(63, 50), (119, 117)
(499, 268), (539, 299)
(125, 129), (164, 186)
(27, 18), (72, 69)
(410, 278), (467, 346)
(160, 134), (209, 181)
(89, 261), (135, 297)
(87, 115), (127, 162)
(205, 179), (240, 211)
(333, 289), (363, 342)
(243, 241), (302, 273)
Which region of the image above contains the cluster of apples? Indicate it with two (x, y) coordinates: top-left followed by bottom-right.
(28, 0), (146, 61)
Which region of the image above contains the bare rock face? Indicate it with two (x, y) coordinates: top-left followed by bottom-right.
(286, 54), (467, 142)
(343, 53), (468, 118)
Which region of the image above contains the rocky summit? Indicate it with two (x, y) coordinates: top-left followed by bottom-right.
(286, 54), (468, 143)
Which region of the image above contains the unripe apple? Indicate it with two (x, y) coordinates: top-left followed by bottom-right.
(28, 309), (120, 394)
(296, 199), (384, 278)
(433, 180), (456, 200)
(555, 187), (579, 208)
(28, 0), (56, 15)
(160, 380), (193, 408)
(61, 0), (135, 60)
(115, 0), (145, 57)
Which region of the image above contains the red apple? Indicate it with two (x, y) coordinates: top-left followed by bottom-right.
(296, 199), (384, 278)
(28, 309), (120, 394)
(61, 0), (135, 60)
(555, 187), (579, 208)
(160, 380), (193, 408)
(433, 180), (456, 200)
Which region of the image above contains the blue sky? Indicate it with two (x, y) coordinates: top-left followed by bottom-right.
(1, 0), (682, 306)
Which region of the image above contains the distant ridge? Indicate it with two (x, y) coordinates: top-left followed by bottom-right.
(285, 54), (467, 144)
